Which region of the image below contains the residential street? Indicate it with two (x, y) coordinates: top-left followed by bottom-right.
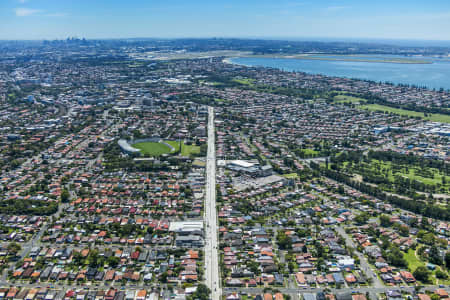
(336, 225), (384, 297)
(222, 286), (450, 297)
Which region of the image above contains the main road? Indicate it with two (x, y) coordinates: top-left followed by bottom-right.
(205, 106), (221, 299)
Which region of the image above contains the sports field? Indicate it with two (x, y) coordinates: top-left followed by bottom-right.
(165, 140), (201, 156)
(132, 142), (173, 156)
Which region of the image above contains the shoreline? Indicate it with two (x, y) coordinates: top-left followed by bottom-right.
(225, 55), (432, 65)
(222, 57), (448, 91)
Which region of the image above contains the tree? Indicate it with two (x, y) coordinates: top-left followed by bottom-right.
(420, 232), (435, 245)
(435, 269), (448, 279)
(354, 212), (370, 225)
(429, 245), (443, 265)
(380, 215), (392, 227)
(88, 249), (101, 267)
(288, 261), (296, 273)
(72, 251), (84, 265)
(315, 241), (326, 258)
(188, 283), (210, 300)
(107, 256), (120, 268)
(385, 246), (407, 267)
(248, 260), (261, 275)
(276, 231), (292, 250)
(7, 242), (21, 256)
(199, 144), (207, 156)
(445, 252), (450, 268)
(413, 266), (431, 283)
(398, 225), (410, 237)
(160, 271), (168, 283)
(60, 189), (70, 203)
(431, 294), (441, 300)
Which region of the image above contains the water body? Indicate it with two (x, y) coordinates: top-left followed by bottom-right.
(230, 56), (450, 90)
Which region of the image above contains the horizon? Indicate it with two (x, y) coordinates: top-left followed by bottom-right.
(3, 36), (450, 49)
(2, 0), (450, 41)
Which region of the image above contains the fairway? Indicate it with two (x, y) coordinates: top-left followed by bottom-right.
(300, 148), (319, 156)
(340, 157), (449, 194)
(360, 104), (450, 123)
(132, 142), (173, 156)
(232, 77), (255, 86)
(333, 94), (365, 104)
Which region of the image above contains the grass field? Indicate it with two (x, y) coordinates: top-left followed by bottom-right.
(165, 140), (201, 157)
(404, 249), (425, 272)
(301, 148), (320, 155)
(373, 159), (447, 185)
(181, 144), (201, 156)
(232, 77), (255, 86)
(403, 249), (437, 284)
(333, 94), (366, 104)
(401, 167), (448, 186)
(331, 91), (450, 123)
(344, 158), (449, 192)
(403, 249), (450, 284)
(360, 104), (450, 123)
(214, 98), (230, 104)
(282, 173), (299, 179)
(132, 142), (173, 156)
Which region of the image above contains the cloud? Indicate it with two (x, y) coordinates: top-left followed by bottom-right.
(15, 8), (66, 17)
(17, 0), (28, 3)
(15, 8), (42, 16)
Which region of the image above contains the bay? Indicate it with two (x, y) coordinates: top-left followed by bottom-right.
(229, 56), (450, 90)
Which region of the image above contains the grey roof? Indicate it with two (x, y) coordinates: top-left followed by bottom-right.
(118, 139), (140, 153)
(303, 293), (317, 300)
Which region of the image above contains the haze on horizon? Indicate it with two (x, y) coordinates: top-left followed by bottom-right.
(1, 0), (450, 42)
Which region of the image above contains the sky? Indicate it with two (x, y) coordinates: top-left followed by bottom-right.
(1, 0), (450, 41)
